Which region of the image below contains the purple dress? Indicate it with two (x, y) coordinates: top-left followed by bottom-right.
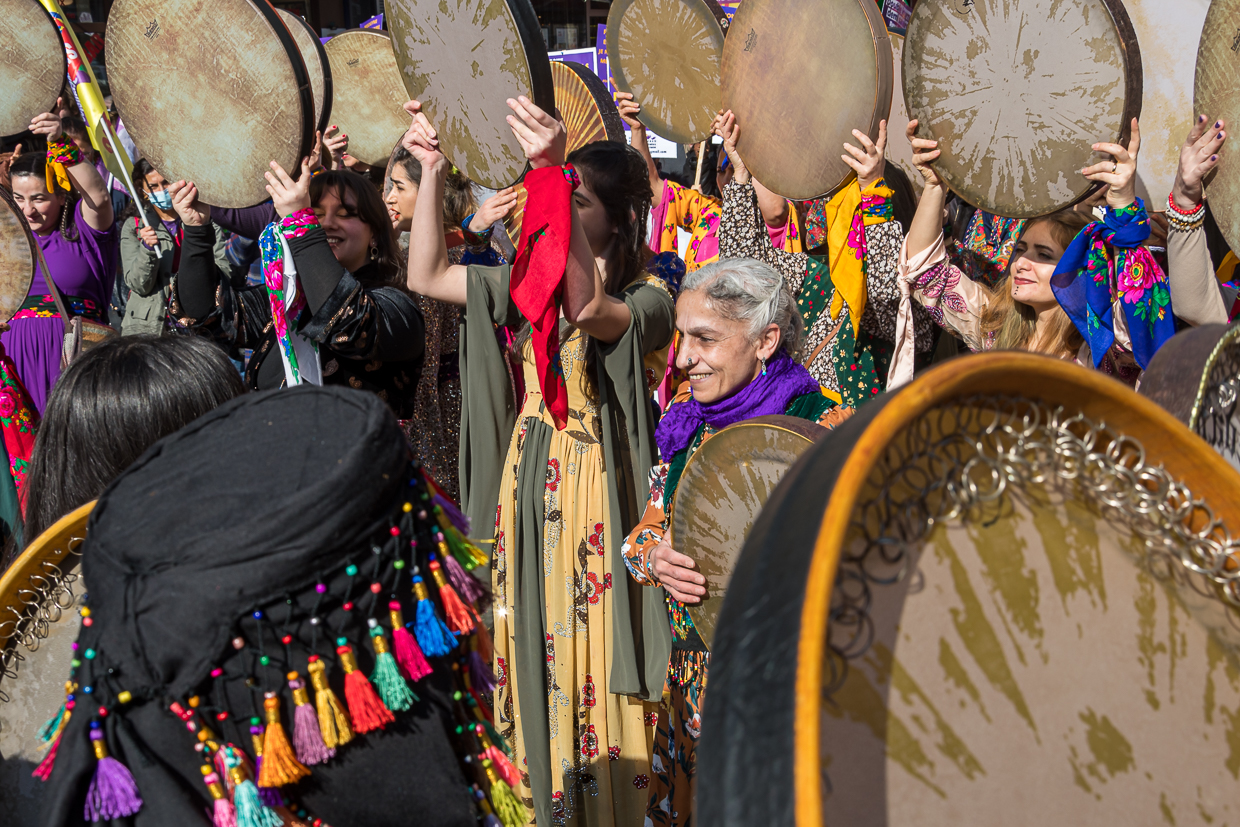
(2, 201), (117, 413)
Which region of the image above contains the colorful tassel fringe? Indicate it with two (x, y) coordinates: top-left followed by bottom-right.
(338, 643), (395, 733)
(431, 492), (471, 536)
(484, 759), (528, 827)
(258, 694), (309, 786)
(469, 647), (497, 693)
(368, 622), (416, 711)
(203, 771), (238, 827)
(226, 749), (283, 827)
(443, 549), (490, 607)
(412, 576), (457, 656)
(31, 730), (61, 780)
(389, 601), (433, 682)
(84, 726), (143, 821)
(288, 671), (334, 765)
(307, 657), (354, 748)
(429, 557), (476, 634)
(475, 621), (494, 664)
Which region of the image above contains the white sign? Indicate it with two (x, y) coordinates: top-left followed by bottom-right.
(646, 132), (678, 159)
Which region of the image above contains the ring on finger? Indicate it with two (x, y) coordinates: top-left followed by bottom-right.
(1112, 163), (1118, 173)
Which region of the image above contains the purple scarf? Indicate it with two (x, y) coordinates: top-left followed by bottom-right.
(655, 351), (821, 458)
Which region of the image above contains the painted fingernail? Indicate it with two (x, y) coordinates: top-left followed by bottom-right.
(1201, 115), (1207, 123)
(1213, 155), (1219, 161)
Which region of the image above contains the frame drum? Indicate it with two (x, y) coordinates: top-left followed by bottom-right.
(1196, 0), (1240, 256)
(0, 503), (93, 825)
(275, 7), (333, 137)
(505, 61), (625, 246)
(722, 0), (892, 201)
(606, 0), (730, 145)
(904, 0), (1142, 219)
(322, 29), (410, 168)
(0, 188), (38, 324)
(698, 353), (1240, 827)
(0, 0), (65, 138)
(386, 0), (554, 190)
(106, 0), (314, 209)
(669, 415), (825, 648)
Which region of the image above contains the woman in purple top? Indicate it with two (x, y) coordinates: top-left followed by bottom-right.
(6, 105), (117, 413)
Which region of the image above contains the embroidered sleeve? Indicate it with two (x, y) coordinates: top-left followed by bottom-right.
(622, 464), (670, 587)
(860, 220), (934, 352)
(903, 236), (993, 353)
(719, 181), (809, 294)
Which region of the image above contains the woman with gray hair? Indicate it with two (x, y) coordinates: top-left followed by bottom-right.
(620, 256), (850, 827)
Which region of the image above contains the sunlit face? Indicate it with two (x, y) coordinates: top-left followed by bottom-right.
(141, 168), (169, 197)
(573, 180), (617, 257)
(314, 187), (374, 273)
(11, 175), (64, 235)
(675, 288), (777, 404)
(1009, 221), (1066, 310)
(385, 164), (417, 232)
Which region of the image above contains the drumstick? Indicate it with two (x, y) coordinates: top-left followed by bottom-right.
(694, 141), (706, 191)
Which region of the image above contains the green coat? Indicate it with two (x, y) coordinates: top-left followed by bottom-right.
(119, 207), (229, 336)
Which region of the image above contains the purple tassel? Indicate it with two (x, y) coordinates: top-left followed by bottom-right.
(290, 679), (334, 765)
(252, 756), (284, 807)
(433, 493), (471, 535)
(444, 552), (491, 609)
(469, 648), (498, 693)
(84, 728), (143, 820)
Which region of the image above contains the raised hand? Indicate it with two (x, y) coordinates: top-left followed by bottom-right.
(1082, 117), (1141, 210)
(506, 96), (567, 169)
(906, 119), (944, 189)
(469, 187), (518, 232)
(615, 91), (643, 132)
(401, 100), (449, 174)
(168, 180), (211, 227)
(714, 109), (749, 185)
(264, 158), (312, 217)
(29, 98), (65, 139)
(843, 120), (887, 191)
(323, 125), (349, 171)
(1173, 115), (1226, 211)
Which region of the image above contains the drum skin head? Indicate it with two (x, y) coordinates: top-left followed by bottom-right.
(0, 189), (37, 325)
(105, 0), (314, 208)
(1196, 0), (1240, 256)
(606, 0), (730, 144)
(722, 0), (893, 201)
(387, 0), (554, 190)
(276, 8), (332, 136)
(505, 61), (625, 245)
(0, 0), (65, 138)
(322, 30), (410, 168)
(697, 353), (1240, 827)
(904, 0), (1142, 219)
(670, 416), (824, 648)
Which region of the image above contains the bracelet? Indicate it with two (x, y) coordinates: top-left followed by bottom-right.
(644, 545), (658, 583)
(1167, 191), (1204, 218)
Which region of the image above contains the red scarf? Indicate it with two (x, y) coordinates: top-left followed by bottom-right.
(509, 164), (580, 430)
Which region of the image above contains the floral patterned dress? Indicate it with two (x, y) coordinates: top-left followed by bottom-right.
(492, 272), (674, 827)
(620, 387), (849, 827)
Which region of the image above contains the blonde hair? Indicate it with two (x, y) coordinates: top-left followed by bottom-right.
(980, 210), (1091, 358)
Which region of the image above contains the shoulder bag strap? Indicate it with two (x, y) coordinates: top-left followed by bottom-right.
(31, 241), (81, 366)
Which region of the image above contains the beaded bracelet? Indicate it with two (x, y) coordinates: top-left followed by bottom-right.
(1167, 190), (1205, 217)
(1166, 192), (1206, 233)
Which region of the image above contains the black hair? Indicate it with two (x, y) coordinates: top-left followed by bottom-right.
(309, 169), (404, 289)
(388, 145), (477, 230)
(120, 157), (158, 222)
(8, 152), (79, 242)
(19, 336), (245, 551)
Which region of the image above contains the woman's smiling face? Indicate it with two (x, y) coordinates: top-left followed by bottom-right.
(1009, 220), (1066, 310)
(674, 289), (780, 404)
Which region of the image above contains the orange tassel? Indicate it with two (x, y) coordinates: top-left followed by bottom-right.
(258, 694), (309, 786)
(337, 644), (394, 733)
(475, 621), (494, 663)
(429, 558), (475, 633)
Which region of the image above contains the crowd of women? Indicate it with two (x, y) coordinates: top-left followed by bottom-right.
(0, 64), (1232, 827)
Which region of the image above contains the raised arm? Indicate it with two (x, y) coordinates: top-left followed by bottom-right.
(1167, 115), (1232, 325)
(616, 92), (662, 206)
(30, 100), (113, 231)
(904, 120), (949, 260)
(167, 180), (224, 319)
(402, 102), (469, 307)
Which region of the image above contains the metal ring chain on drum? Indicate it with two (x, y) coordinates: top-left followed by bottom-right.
(0, 537), (84, 704)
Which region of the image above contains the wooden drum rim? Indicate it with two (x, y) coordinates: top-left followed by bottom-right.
(276, 7), (333, 136)
(0, 501), (94, 649)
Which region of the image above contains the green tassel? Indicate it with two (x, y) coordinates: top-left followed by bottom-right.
(485, 760), (527, 827)
(38, 703), (65, 744)
(481, 718), (511, 758)
(437, 513), (488, 570)
(369, 624), (416, 712)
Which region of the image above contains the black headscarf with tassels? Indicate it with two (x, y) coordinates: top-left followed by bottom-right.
(39, 386), (490, 827)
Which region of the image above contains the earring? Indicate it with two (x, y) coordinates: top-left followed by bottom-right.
(760, 356), (767, 377)
(369, 241), (378, 261)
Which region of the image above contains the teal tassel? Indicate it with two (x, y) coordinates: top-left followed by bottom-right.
(368, 622), (416, 712)
(38, 703), (65, 744)
(225, 747), (282, 827)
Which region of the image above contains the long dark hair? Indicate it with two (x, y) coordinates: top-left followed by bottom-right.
(388, 145), (477, 230)
(19, 336), (245, 555)
(309, 169), (404, 288)
(8, 152), (79, 242)
(120, 157), (157, 222)
(515, 140), (655, 403)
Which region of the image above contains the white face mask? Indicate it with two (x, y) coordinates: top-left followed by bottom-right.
(149, 189), (173, 210)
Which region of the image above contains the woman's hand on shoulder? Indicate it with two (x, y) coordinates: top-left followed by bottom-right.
(264, 158), (313, 218)
(844, 120), (887, 191)
(650, 536), (706, 604)
(401, 100), (451, 175)
(1173, 115), (1225, 212)
(507, 96), (567, 169)
(906, 118), (944, 190)
(1082, 117), (1140, 211)
(168, 180), (211, 227)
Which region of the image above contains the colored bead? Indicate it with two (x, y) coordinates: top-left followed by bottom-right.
(82, 617), (93, 627)
(83, 685), (93, 694)
(393, 559), (405, 569)
(188, 696), (200, 708)
(418, 511), (428, 519)
(65, 700), (76, 710)
(463, 754), (472, 764)
(211, 668), (223, 678)
(98, 706), (108, 717)
(336, 637), (348, 647)
(369, 582), (382, 594)
(345, 565), (358, 577)
(260, 655), (270, 666)
(71, 659), (81, 668)
(372, 545), (382, 555)
(453, 690), (462, 701)
(216, 712), (228, 721)
(250, 716), (261, 726)
(84, 648), (96, 659)
(232, 637), (245, 650)
(309, 616), (320, 625)
(402, 502), (412, 512)
(80, 607), (91, 617)
(90, 720), (101, 730)
(389, 526), (400, 536)
(253, 610), (264, 620)
(200, 765), (213, 776)
(71, 642), (78, 651)
(315, 583), (327, 594)
(455, 725), (463, 734)
(342, 602), (353, 611)
(281, 635), (292, 645)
